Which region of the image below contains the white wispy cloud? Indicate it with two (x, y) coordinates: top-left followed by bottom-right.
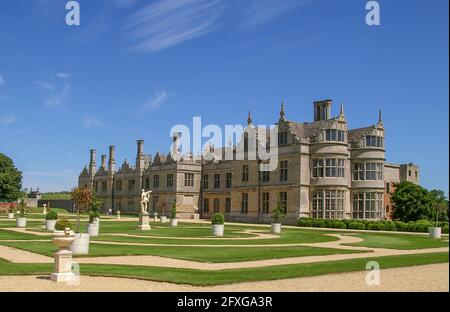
(241, 0), (313, 29)
(111, 0), (139, 8)
(143, 89), (168, 112)
(24, 169), (77, 178)
(0, 113), (15, 125)
(0, 74), (4, 85)
(126, 0), (224, 53)
(36, 81), (56, 90)
(55, 72), (71, 79)
(44, 84), (71, 108)
(83, 116), (104, 128)
(38, 72), (72, 108)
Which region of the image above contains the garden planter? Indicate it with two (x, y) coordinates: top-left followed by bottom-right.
(160, 216), (167, 223)
(87, 222), (100, 237)
(46, 220), (57, 231)
(16, 218), (27, 228)
(170, 218), (178, 227)
(271, 223), (282, 234)
(69, 233), (90, 255)
(429, 227), (442, 239)
(212, 224), (224, 237)
(7, 213), (14, 219)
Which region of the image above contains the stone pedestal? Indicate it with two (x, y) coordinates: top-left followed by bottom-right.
(191, 214), (200, 220)
(117, 212), (121, 220)
(138, 213), (151, 230)
(51, 229), (75, 283)
(51, 249), (75, 282)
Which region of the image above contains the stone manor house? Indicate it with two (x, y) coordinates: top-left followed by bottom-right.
(78, 100), (419, 224)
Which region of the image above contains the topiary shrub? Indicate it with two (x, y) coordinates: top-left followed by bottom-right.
(383, 221), (397, 231)
(312, 219), (326, 228)
(45, 210), (58, 221)
(211, 213), (224, 225)
(367, 222), (385, 231)
(324, 219), (333, 228)
(442, 225), (449, 234)
(414, 220), (432, 232)
(348, 222), (365, 230)
(55, 219), (72, 231)
(395, 221), (409, 232)
(331, 221), (346, 229)
(298, 218), (313, 227)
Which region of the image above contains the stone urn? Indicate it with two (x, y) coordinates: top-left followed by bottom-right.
(160, 216), (167, 223)
(212, 224), (224, 237)
(52, 228), (75, 249)
(51, 228), (76, 282)
(16, 217), (27, 228)
(69, 233), (90, 255)
(46, 219), (57, 231)
(271, 223), (282, 234)
(429, 227), (442, 239)
(170, 218), (178, 227)
(87, 222), (100, 237)
(7, 213), (14, 219)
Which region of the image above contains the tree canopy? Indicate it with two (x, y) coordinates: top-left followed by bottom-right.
(0, 153), (22, 202)
(392, 181), (448, 222)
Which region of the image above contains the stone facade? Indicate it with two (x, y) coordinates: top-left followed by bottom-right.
(78, 100), (419, 224)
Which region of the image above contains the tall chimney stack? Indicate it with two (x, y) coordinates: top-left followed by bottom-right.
(101, 155), (107, 169)
(136, 140), (145, 170)
(108, 145), (116, 173)
(89, 149), (97, 176)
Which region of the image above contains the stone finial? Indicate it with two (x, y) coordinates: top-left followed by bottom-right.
(280, 101), (286, 121)
(247, 109), (253, 125)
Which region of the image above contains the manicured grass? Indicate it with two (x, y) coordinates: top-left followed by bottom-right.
(0, 229), (49, 241)
(0, 241), (362, 262)
(0, 220), (45, 228)
(93, 228), (339, 245)
(0, 252), (447, 286)
(345, 233), (449, 250)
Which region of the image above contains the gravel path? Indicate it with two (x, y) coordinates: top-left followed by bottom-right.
(0, 245), (52, 263)
(0, 263), (447, 292)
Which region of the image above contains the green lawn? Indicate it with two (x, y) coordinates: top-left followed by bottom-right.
(345, 233), (449, 250)
(0, 241), (362, 262)
(0, 252), (447, 286)
(0, 229), (49, 241)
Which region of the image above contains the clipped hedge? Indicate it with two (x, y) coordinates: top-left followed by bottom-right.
(297, 217), (448, 233)
(55, 219), (72, 231)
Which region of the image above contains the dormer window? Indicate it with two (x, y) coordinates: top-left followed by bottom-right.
(325, 129), (345, 142)
(278, 131), (288, 145)
(365, 135), (383, 147)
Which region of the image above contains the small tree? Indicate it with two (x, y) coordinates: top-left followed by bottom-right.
(170, 200), (178, 219)
(88, 197), (103, 224)
(272, 197), (286, 224)
(71, 186), (93, 233)
(8, 203), (15, 213)
(18, 199), (27, 218)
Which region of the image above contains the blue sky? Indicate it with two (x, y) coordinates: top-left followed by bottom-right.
(0, 0), (448, 193)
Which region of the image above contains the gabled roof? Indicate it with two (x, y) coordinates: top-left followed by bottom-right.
(348, 126), (376, 143)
